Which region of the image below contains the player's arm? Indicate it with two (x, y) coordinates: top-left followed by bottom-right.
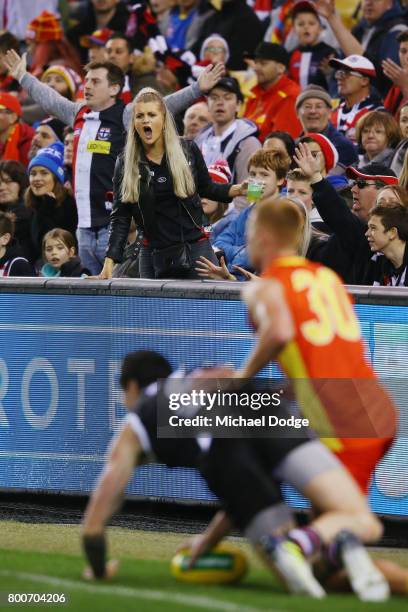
(82, 422), (142, 579)
(4, 50), (79, 126)
(178, 511), (233, 567)
(237, 279), (295, 379)
(123, 63), (225, 129)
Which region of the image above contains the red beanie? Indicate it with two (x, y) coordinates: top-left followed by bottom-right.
(26, 11), (63, 43)
(305, 132), (339, 172)
(208, 160), (232, 184)
(0, 93), (21, 116)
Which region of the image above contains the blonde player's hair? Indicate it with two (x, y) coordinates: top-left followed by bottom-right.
(121, 88), (195, 203)
(254, 196), (308, 254)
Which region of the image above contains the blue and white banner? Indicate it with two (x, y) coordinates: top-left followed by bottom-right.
(0, 290), (407, 517)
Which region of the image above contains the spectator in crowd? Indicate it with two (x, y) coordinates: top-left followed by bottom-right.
(0, 211), (34, 277)
(298, 132), (349, 191)
(204, 150), (289, 278)
(365, 203), (408, 286)
(244, 42), (302, 141)
(25, 10), (83, 77)
(0, 160), (33, 261)
(67, 0), (129, 63)
(183, 101), (211, 139)
(294, 141), (401, 284)
(103, 88), (246, 280)
(166, 0), (214, 52)
(196, 77), (260, 210)
(355, 110), (401, 169)
(28, 117), (65, 161)
(0, 31), (20, 94)
(203, 160), (238, 243)
(26, 143), (78, 262)
(264, 0), (340, 53)
(194, 0), (264, 70)
(351, 0), (407, 97)
(296, 85), (359, 168)
(22, 64), (83, 125)
(3, 48), (224, 274)
(330, 54), (383, 143)
(391, 102), (408, 176)
(199, 34), (230, 67)
(41, 228), (90, 277)
(263, 130), (296, 161)
(288, 0), (337, 90)
(80, 28), (113, 63)
(0, 93), (34, 167)
(42, 65), (82, 101)
(63, 127), (74, 190)
(383, 31), (408, 117)
(151, 0), (172, 36)
(286, 168), (314, 212)
(105, 33), (137, 103)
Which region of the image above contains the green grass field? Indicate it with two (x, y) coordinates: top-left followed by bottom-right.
(1, 520), (408, 611)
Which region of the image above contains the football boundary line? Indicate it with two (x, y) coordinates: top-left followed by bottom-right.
(0, 570), (282, 612)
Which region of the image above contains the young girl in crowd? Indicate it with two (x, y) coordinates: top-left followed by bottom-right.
(25, 142), (78, 263)
(41, 228), (89, 278)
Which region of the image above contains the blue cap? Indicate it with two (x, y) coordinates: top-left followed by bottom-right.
(28, 142), (65, 184)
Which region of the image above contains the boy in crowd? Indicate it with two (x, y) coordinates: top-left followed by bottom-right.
(366, 204), (408, 287)
(196, 150), (289, 279)
(0, 211), (33, 277)
(288, 1), (336, 90)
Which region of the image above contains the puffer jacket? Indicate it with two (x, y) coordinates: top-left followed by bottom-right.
(106, 139), (232, 263)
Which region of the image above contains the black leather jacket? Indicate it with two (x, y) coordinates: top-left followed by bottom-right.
(106, 139), (232, 263)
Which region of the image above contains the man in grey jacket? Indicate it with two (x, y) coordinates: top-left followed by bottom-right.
(4, 50), (223, 273)
(195, 77), (260, 210)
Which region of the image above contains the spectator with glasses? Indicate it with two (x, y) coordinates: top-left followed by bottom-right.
(330, 55), (383, 143)
(294, 141), (402, 284)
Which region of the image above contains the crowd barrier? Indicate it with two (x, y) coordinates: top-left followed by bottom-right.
(0, 278), (407, 518)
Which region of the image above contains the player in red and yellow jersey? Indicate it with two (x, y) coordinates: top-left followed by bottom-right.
(239, 195), (406, 595)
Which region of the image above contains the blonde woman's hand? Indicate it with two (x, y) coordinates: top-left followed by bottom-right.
(293, 142), (323, 183)
(87, 257), (114, 280)
(195, 255), (236, 281)
(315, 0), (336, 20)
(229, 180), (249, 198)
(3, 49), (27, 81)
(232, 265), (258, 281)
(197, 62), (226, 93)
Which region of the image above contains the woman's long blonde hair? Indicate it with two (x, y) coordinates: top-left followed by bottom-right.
(121, 88), (195, 203)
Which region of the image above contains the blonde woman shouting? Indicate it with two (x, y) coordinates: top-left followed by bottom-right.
(101, 88), (248, 279)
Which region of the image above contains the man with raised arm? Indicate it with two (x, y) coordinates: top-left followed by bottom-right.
(3, 50), (224, 274)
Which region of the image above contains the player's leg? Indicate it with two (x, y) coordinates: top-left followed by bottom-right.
(273, 440), (389, 601)
(200, 438), (326, 598)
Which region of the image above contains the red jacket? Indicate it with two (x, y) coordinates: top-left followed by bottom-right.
(0, 122), (34, 167)
(244, 74), (302, 142)
(384, 85), (406, 118)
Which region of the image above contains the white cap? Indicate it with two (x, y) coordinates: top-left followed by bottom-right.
(329, 54), (376, 78)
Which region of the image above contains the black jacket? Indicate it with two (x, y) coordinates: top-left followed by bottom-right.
(311, 178), (372, 284)
(0, 199), (35, 263)
(0, 241), (35, 277)
(193, 0), (264, 70)
(30, 192), (78, 262)
(106, 139), (232, 263)
(60, 257), (90, 278)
